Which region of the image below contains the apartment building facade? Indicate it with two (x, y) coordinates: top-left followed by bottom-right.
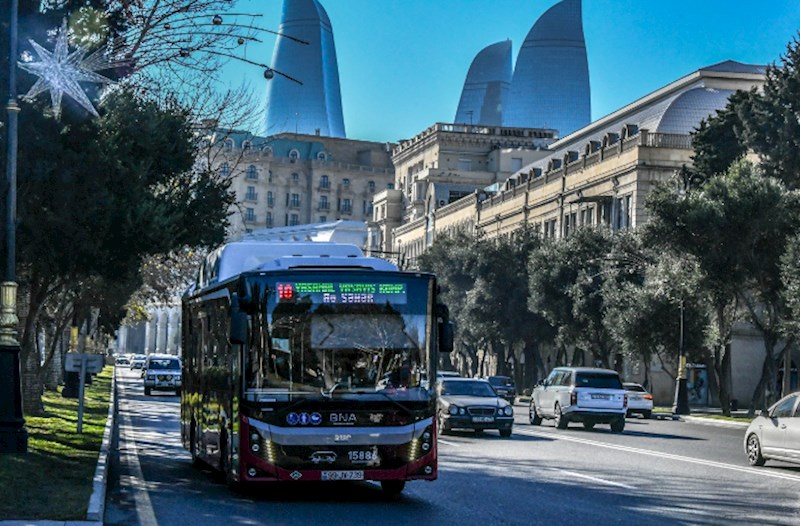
(201, 131), (395, 240)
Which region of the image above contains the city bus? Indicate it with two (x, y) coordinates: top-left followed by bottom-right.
(181, 241), (453, 496)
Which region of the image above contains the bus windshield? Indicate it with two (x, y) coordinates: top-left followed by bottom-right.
(244, 274), (433, 402)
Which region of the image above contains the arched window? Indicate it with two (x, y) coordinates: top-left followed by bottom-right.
(289, 149), (300, 161)
(246, 165), (257, 179)
(220, 162), (229, 177)
(317, 151), (327, 161)
(320, 175), (330, 188)
(242, 141), (252, 152)
(224, 139), (234, 151)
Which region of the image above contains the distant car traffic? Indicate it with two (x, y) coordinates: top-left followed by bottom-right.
(142, 354), (182, 396)
(437, 378), (514, 437)
(115, 355), (130, 366)
(529, 367), (627, 432)
(437, 370), (461, 380)
(744, 392), (800, 467)
(623, 382), (654, 419)
(486, 375), (516, 404)
(129, 354), (146, 370)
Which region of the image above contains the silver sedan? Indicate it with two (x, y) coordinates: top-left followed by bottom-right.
(744, 392), (800, 466)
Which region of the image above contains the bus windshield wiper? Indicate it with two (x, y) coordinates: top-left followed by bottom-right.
(351, 389), (415, 416)
(321, 382), (343, 398)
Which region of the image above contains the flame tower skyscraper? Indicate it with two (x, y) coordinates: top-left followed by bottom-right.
(264, 0), (346, 138)
(504, 0), (590, 136)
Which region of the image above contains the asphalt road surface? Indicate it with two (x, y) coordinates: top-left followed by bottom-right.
(105, 368), (800, 526)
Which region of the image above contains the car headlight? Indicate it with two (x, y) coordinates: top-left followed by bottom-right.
(448, 405), (459, 416)
(503, 406), (514, 416)
(459, 407), (466, 415)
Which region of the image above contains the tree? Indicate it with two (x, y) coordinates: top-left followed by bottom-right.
(644, 160), (800, 415)
(418, 230), (483, 375)
(14, 88), (233, 413)
(604, 246), (709, 389)
(528, 228), (617, 369)
(736, 34), (800, 190)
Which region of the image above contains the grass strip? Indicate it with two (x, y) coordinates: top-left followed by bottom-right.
(0, 366), (112, 520)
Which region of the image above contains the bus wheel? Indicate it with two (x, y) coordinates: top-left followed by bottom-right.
(381, 480), (405, 499)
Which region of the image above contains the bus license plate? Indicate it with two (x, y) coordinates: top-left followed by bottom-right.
(472, 416), (494, 423)
(321, 470), (364, 481)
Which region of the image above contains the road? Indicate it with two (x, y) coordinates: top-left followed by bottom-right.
(105, 368), (800, 526)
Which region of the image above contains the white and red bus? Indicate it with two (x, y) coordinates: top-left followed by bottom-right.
(181, 241), (452, 496)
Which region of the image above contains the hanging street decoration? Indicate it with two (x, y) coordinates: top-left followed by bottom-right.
(18, 20), (116, 119)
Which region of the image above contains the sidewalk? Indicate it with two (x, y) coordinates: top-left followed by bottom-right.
(655, 406), (752, 428)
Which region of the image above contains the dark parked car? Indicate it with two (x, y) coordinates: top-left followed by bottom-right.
(486, 376), (516, 404)
(437, 378), (514, 437)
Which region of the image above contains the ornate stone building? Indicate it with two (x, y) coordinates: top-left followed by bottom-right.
(200, 131), (395, 240)
(370, 123), (556, 263)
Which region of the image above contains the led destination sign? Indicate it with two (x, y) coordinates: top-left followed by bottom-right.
(277, 282), (407, 304)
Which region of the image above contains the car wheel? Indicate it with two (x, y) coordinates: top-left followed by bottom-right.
(583, 421), (595, 430)
(499, 428), (512, 438)
(144, 386), (151, 396)
(554, 403), (568, 429)
(437, 411), (450, 436)
(642, 410), (652, 420)
(529, 401), (542, 425)
(746, 434), (766, 466)
(610, 417), (625, 433)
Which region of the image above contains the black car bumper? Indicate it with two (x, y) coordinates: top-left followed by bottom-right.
(563, 410), (625, 424)
(441, 415), (514, 431)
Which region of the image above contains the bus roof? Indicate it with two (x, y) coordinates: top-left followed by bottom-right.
(194, 241), (397, 291)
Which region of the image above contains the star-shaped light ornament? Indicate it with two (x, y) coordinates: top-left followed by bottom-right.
(18, 20), (116, 119)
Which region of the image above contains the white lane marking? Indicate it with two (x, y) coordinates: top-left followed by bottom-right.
(516, 428), (800, 484)
(557, 469), (637, 490)
(119, 389), (160, 525)
(437, 438), (461, 447)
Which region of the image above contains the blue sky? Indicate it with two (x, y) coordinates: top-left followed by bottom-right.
(221, 0), (800, 143)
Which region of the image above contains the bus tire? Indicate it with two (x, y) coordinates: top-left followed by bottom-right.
(381, 480), (405, 499)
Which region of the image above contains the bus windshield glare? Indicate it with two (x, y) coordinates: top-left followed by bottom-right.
(244, 275), (432, 402)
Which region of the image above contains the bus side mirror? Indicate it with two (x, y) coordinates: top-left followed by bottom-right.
(439, 321), (454, 353)
(229, 293), (248, 345)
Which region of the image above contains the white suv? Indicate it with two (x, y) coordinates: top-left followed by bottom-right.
(143, 354), (182, 396)
(528, 367), (627, 433)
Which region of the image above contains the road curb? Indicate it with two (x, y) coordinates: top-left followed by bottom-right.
(85, 366), (117, 523)
(681, 415), (750, 429)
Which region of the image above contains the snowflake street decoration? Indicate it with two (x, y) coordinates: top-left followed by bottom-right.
(18, 20), (116, 119)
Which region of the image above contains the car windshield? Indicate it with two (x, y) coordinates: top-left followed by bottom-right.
(147, 358), (180, 370)
(488, 376), (512, 386)
(575, 373), (623, 389)
(441, 380), (497, 397)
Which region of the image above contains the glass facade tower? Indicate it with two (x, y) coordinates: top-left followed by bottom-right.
(454, 40), (512, 127)
(504, 0), (590, 137)
(264, 0), (346, 138)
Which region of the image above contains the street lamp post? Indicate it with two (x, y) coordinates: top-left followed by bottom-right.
(672, 298), (690, 415)
(0, 0), (28, 454)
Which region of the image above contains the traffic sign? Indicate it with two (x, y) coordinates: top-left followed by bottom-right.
(65, 353), (104, 374)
